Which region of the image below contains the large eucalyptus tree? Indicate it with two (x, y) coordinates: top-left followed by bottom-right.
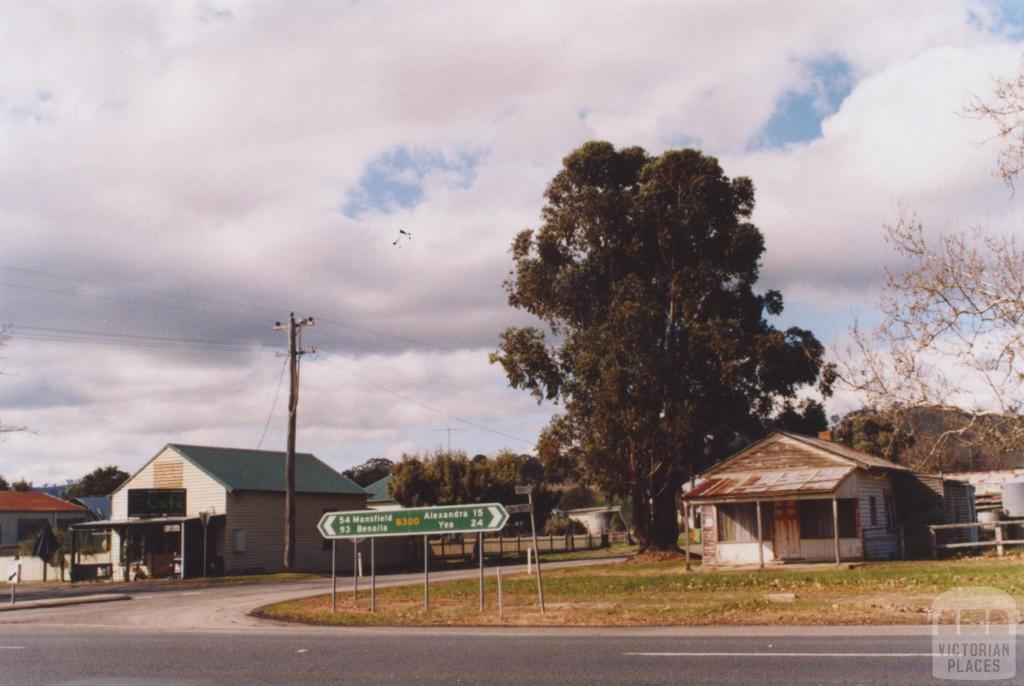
(492, 142), (833, 550)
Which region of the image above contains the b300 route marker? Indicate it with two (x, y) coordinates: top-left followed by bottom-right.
(317, 503), (509, 539)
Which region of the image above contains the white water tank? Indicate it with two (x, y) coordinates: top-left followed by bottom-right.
(1003, 479), (1024, 518)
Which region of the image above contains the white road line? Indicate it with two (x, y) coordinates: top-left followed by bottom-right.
(626, 652), (935, 658)
(0, 647), (25, 650)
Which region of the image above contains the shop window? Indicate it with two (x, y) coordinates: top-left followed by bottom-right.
(717, 503), (772, 542)
(232, 529), (246, 553)
(798, 500), (857, 539)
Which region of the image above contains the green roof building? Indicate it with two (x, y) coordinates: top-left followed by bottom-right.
(75, 444), (398, 581)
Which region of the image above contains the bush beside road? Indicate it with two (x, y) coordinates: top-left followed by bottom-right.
(256, 556), (1024, 627)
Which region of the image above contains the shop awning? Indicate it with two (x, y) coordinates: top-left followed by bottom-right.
(683, 466), (854, 502)
(70, 516), (196, 529)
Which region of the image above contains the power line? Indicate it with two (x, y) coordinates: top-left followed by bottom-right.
(11, 324), (273, 349)
(317, 355), (534, 446)
(0, 263), (454, 353)
(257, 357), (289, 450)
(8, 322), (533, 417)
(315, 347), (528, 407)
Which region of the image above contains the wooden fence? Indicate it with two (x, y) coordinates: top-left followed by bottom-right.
(929, 519), (1024, 558)
(426, 530), (631, 561)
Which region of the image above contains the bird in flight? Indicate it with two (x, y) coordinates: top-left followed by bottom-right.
(392, 228), (412, 247)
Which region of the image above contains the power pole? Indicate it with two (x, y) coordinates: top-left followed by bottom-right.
(274, 312), (315, 572)
(434, 427), (460, 453)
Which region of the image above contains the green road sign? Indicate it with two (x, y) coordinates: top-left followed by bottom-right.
(318, 503), (509, 539)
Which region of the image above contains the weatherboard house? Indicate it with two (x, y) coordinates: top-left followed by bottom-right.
(683, 432), (976, 566)
(71, 444), (410, 581)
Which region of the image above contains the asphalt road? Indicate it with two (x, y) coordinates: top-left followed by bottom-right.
(1, 560), (1020, 685)
(2, 625), (1020, 686)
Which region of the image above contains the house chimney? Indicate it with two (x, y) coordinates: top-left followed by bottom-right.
(818, 430), (833, 442)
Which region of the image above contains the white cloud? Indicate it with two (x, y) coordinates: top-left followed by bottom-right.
(0, 1), (1022, 482)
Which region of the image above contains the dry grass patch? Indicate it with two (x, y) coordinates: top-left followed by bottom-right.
(255, 556), (1024, 627)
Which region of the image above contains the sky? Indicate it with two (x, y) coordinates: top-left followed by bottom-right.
(1, 1), (1024, 485)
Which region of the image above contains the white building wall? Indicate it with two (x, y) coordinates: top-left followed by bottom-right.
(852, 471), (900, 560)
(111, 447), (227, 519)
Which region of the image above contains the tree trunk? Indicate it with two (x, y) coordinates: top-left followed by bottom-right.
(631, 486), (650, 552)
(648, 484), (681, 551)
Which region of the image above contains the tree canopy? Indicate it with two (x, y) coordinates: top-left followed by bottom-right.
(64, 465), (129, 497)
(389, 448), (557, 527)
(833, 406), (1023, 473)
(491, 141), (833, 550)
(342, 457), (395, 488)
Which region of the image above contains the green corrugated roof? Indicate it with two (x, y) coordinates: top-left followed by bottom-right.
(168, 444), (367, 496)
(364, 474), (393, 503)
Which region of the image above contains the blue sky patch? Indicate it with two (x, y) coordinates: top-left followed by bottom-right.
(989, 0), (1024, 37)
(342, 147), (481, 218)
(749, 56), (854, 150)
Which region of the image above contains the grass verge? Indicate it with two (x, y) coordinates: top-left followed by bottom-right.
(255, 555), (1024, 627)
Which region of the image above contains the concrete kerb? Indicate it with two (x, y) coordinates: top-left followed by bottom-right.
(0, 593), (130, 612)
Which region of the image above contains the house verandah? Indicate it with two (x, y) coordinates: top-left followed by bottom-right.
(683, 432), (967, 567)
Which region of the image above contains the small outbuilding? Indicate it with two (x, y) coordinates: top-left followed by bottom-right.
(564, 506), (627, 536)
(683, 432), (976, 566)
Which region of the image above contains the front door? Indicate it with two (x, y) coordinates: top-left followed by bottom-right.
(773, 500), (801, 560)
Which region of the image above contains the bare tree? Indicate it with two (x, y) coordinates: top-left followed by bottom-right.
(967, 56), (1024, 189)
(838, 213), (1024, 470)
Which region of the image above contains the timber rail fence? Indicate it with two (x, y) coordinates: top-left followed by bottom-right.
(426, 530), (632, 562)
(929, 519), (1024, 558)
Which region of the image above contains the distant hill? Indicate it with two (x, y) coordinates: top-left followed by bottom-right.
(834, 405), (1024, 473)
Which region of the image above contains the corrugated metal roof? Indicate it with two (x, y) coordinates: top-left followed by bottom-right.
(168, 445), (366, 496)
(364, 474), (393, 503)
(684, 466), (854, 501)
(943, 468), (1024, 510)
(73, 495), (112, 519)
(944, 468), (1024, 496)
(0, 491), (88, 513)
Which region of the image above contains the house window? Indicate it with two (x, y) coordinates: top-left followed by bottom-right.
(717, 503), (772, 542)
(232, 529), (246, 553)
(883, 490), (896, 534)
(869, 496), (878, 526)
(16, 518), (48, 542)
(798, 500), (858, 539)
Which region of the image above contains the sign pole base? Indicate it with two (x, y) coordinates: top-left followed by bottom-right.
(331, 539), (337, 613)
(423, 535), (429, 612)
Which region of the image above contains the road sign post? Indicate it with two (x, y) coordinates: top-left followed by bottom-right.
(6, 558), (19, 605)
(423, 535), (429, 612)
(497, 565), (504, 622)
(478, 532), (484, 611)
(353, 539), (358, 601)
(516, 485), (545, 613)
(370, 537), (376, 613)
(199, 510), (211, 578)
(331, 539), (337, 613)
(317, 504), (510, 615)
